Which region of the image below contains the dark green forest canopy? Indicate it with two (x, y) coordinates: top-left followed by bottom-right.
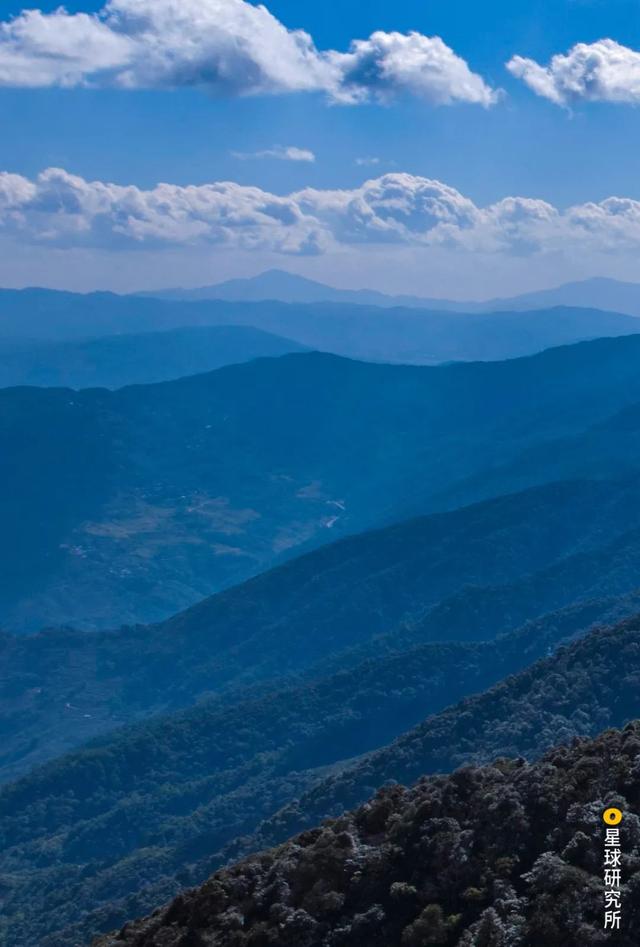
(93, 723), (640, 947)
(247, 619), (640, 854)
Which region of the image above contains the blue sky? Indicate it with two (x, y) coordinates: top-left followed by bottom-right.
(2, 0), (640, 295)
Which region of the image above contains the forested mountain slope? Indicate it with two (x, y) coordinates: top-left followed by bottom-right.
(2, 594), (639, 947)
(6, 337), (640, 630)
(94, 722), (640, 947)
(3, 477), (640, 781)
(249, 620), (640, 856)
(0, 326), (306, 389)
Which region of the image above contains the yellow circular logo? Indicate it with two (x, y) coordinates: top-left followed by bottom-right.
(603, 808), (623, 826)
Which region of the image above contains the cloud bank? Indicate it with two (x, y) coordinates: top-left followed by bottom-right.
(3, 167), (640, 261)
(0, 0), (498, 106)
(508, 39), (640, 106)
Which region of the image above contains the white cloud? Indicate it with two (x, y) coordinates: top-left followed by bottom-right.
(508, 39), (640, 106)
(329, 31), (500, 106)
(0, 0), (498, 106)
(0, 167), (329, 255)
(355, 157), (381, 167)
(6, 168), (640, 264)
(295, 174), (481, 245)
(232, 146), (316, 163)
(0, 8), (133, 88)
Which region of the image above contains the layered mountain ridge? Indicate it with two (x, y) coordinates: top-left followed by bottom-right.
(4, 475), (640, 781)
(0, 325), (306, 389)
(142, 269), (640, 318)
(3, 329), (640, 946)
(2, 285), (639, 367)
(7, 336), (640, 631)
(4, 469), (640, 944)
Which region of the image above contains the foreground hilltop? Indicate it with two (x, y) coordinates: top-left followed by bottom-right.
(94, 723), (640, 947)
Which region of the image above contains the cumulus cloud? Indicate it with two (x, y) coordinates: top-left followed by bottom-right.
(0, 0), (327, 94)
(507, 39), (640, 106)
(295, 175), (481, 246)
(0, 0), (497, 106)
(0, 167), (330, 255)
(232, 146), (316, 162)
(329, 32), (499, 106)
(5, 168), (640, 262)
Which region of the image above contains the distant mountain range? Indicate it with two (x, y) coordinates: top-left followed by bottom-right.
(143, 268), (640, 318)
(0, 325), (305, 390)
(139, 268), (415, 307)
(2, 285), (640, 371)
(6, 337), (640, 631)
